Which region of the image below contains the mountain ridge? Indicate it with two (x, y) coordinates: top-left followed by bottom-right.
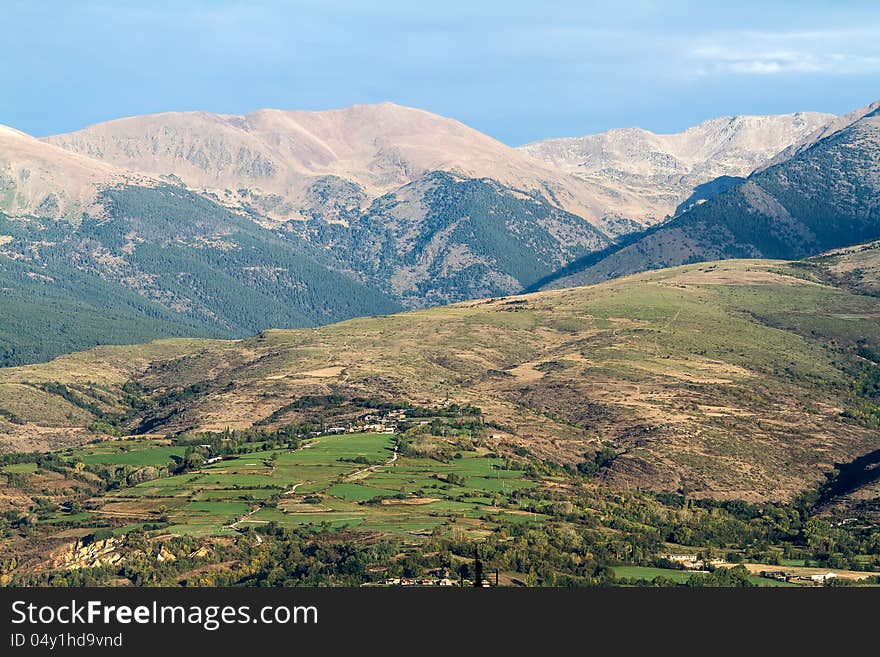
(519, 111), (834, 224)
(539, 99), (880, 291)
(41, 102), (621, 232)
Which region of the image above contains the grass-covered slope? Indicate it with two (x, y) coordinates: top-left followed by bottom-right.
(3, 254), (880, 502)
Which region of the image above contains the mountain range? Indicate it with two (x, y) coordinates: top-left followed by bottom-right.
(3, 100), (880, 365)
(4, 98), (880, 583)
(537, 101), (880, 290)
(520, 110), (832, 223)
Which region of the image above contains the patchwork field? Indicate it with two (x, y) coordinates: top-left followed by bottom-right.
(26, 432), (546, 540)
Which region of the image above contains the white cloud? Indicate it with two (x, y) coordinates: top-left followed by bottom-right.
(690, 29), (880, 76)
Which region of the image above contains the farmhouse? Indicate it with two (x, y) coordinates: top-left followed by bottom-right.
(759, 570), (789, 582)
(361, 423), (395, 434)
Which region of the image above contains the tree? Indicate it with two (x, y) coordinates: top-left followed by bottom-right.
(184, 452), (205, 471)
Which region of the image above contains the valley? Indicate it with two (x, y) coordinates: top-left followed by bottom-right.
(2, 95), (880, 588)
(2, 253), (880, 586)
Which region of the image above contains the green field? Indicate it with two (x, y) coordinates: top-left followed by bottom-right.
(612, 565), (799, 587)
(79, 432), (543, 537)
(1, 462), (38, 474)
(75, 444), (188, 466)
(325, 483), (399, 502)
(612, 566), (696, 583)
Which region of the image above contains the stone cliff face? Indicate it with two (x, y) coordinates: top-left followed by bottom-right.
(49, 536), (126, 570)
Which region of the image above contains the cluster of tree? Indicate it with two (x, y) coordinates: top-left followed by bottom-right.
(575, 446), (617, 477)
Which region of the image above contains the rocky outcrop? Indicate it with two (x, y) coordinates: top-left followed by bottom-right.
(50, 536), (126, 570)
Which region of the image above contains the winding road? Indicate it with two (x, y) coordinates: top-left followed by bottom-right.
(348, 444), (399, 479)
(226, 440), (399, 533)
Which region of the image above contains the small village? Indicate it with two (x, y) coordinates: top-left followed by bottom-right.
(315, 400), (471, 438)
(322, 407), (407, 436)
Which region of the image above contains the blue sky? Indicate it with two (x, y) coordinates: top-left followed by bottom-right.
(3, 0), (879, 144)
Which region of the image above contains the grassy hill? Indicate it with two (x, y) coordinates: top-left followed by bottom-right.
(3, 251), (880, 585)
(3, 252), (880, 501)
(799, 240), (880, 296)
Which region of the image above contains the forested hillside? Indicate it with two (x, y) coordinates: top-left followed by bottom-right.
(285, 172), (610, 307)
(0, 186), (400, 365)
